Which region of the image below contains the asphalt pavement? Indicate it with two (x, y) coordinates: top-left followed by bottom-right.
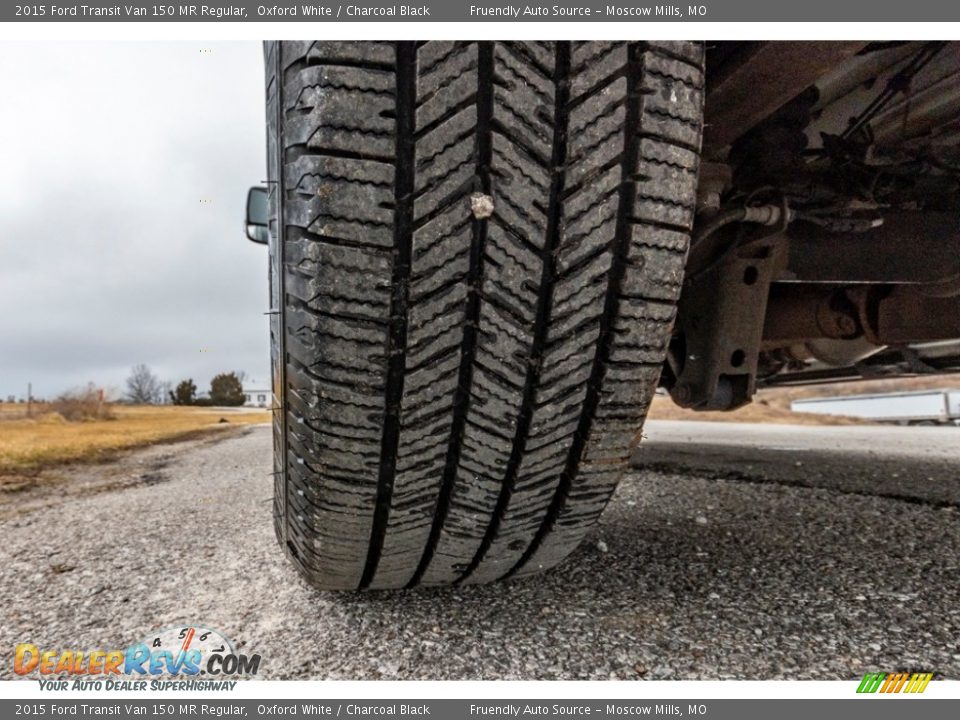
(2, 421), (958, 680)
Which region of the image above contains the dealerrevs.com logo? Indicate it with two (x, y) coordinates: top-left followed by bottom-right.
(14, 626), (260, 690)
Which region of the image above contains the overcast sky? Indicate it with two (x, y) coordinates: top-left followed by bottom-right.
(0, 42), (271, 400)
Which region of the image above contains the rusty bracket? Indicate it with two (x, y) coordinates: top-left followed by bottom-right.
(671, 233), (789, 410)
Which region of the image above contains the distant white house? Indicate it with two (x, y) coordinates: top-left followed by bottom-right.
(242, 385), (271, 408)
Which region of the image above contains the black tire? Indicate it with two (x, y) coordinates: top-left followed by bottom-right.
(264, 41), (704, 590)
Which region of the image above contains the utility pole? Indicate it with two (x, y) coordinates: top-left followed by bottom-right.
(27, 382), (32, 418)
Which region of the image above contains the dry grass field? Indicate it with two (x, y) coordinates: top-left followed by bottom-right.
(2, 373), (956, 492)
(0, 403), (270, 482)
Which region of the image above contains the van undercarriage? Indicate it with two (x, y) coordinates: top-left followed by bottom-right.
(668, 41), (960, 410)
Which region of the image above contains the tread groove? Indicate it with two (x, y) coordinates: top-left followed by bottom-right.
(359, 42), (416, 590)
(272, 43), (291, 550)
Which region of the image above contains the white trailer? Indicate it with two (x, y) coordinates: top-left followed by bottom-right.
(791, 390), (960, 425)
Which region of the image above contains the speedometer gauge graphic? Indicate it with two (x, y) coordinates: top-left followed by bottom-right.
(139, 625), (235, 664)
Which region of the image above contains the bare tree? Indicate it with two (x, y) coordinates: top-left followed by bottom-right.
(125, 363), (163, 404)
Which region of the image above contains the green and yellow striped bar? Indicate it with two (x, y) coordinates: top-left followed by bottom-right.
(857, 672), (933, 694)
